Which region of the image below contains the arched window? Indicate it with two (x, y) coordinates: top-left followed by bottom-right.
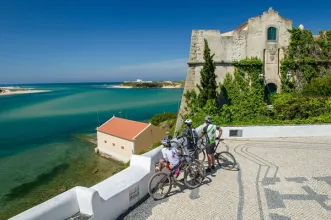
(267, 27), (277, 41)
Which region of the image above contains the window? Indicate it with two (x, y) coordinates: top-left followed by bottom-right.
(104, 140), (107, 143)
(121, 146), (124, 149)
(267, 27), (277, 41)
(229, 129), (243, 137)
(112, 143), (115, 146)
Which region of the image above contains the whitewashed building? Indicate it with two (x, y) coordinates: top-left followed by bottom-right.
(96, 116), (166, 162)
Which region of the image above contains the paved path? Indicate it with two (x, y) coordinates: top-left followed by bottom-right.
(121, 137), (331, 220)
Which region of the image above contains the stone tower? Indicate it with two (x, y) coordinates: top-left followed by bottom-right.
(175, 8), (293, 132)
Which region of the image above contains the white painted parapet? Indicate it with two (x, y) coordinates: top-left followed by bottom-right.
(218, 124), (331, 139)
(10, 188), (80, 220)
(10, 124), (331, 220)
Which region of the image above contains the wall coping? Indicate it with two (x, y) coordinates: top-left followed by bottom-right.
(187, 60), (233, 65)
(219, 123), (331, 128)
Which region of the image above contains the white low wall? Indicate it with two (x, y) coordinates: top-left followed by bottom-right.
(10, 188), (80, 220)
(218, 124), (331, 139)
(10, 124), (331, 220)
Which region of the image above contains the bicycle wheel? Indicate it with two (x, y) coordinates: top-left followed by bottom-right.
(184, 163), (204, 189)
(148, 171), (172, 200)
(216, 151), (236, 170)
(193, 159), (206, 180)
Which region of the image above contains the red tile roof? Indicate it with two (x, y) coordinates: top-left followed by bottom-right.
(97, 116), (149, 141)
(236, 22), (248, 31)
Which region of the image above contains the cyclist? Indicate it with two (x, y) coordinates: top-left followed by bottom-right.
(200, 116), (222, 172)
(158, 137), (181, 172)
(177, 119), (199, 159)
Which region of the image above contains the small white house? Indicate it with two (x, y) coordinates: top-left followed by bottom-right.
(96, 116), (166, 162)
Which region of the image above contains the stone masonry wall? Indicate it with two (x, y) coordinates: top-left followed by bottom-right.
(174, 8), (293, 132)
(174, 30), (239, 132)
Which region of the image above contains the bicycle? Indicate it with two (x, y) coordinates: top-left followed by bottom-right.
(198, 137), (236, 170)
(148, 149), (205, 200)
(170, 135), (206, 178)
(172, 133), (206, 164)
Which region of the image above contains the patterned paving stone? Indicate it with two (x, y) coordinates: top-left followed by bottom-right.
(120, 137), (331, 220)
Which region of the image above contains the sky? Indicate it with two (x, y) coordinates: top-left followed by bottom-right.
(0, 0), (331, 84)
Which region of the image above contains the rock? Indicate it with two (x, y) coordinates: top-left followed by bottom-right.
(93, 169), (99, 173)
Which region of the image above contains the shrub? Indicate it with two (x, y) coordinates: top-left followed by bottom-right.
(302, 75), (331, 96)
(150, 112), (177, 126)
(271, 93), (331, 120)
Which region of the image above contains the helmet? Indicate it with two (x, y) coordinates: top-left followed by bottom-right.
(184, 119), (192, 127)
(161, 137), (171, 147)
(205, 116), (212, 123)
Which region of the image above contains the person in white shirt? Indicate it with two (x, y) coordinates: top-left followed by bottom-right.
(158, 137), (181, 171)
(200, 116), (222, 173)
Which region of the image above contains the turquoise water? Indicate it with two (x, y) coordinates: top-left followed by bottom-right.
(0, 83), (182, 215)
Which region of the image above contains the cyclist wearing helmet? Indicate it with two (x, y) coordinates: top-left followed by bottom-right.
(200, 115), (222, 172)
(158, 137), (181, 171)
(178, 119), (198, 159)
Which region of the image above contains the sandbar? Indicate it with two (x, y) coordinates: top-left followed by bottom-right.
(0, 90), (51, 96)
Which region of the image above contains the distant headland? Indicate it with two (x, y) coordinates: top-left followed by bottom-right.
(0, 86), (50, 96)
(109, 79), (184, 89)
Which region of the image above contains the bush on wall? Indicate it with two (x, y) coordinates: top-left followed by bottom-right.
(281, 28), (331, 93)
(181, 28), (331, 127)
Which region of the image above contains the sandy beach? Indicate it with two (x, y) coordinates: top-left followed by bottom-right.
(162, 85), (182, 88)
(108, 85), (133, 88)
(0, 90), (51, 96)
(108, 85), (182, 89)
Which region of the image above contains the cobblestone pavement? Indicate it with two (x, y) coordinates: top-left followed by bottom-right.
(120, 137), (331, 220)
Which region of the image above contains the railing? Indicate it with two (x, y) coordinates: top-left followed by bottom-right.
(10, 124), (331, 220)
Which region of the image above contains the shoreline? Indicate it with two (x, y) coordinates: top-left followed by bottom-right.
(107, 85), (182, 89)
(0, 89), (51, 96)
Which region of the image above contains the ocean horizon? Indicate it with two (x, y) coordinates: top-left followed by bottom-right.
(0, 82), (183, 219)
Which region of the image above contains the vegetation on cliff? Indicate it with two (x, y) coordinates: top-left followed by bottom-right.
(182, 27), (331, 128)
(150, 112), (177, 134)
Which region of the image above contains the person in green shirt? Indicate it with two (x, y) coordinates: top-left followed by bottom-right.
(200, 116), (222, 173)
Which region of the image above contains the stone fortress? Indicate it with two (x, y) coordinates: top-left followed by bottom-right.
(175, 7), (303, 132)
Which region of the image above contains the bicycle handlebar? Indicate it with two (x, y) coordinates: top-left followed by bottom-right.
(176, 135), (183, 139)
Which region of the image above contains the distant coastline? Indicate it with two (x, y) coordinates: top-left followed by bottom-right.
(0, 87), (51, 96)
(107, 80), (184, 89)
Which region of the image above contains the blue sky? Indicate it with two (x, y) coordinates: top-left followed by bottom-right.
(0, 0), (330, 84)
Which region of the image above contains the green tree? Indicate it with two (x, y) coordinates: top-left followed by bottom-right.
(197, 39), (217, 106)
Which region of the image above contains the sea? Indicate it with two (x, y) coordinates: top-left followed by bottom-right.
(0, 83), (183, 219)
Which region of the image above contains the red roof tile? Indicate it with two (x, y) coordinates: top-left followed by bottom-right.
(97, 116), (149, 140)
(236, 22), (248, 31)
